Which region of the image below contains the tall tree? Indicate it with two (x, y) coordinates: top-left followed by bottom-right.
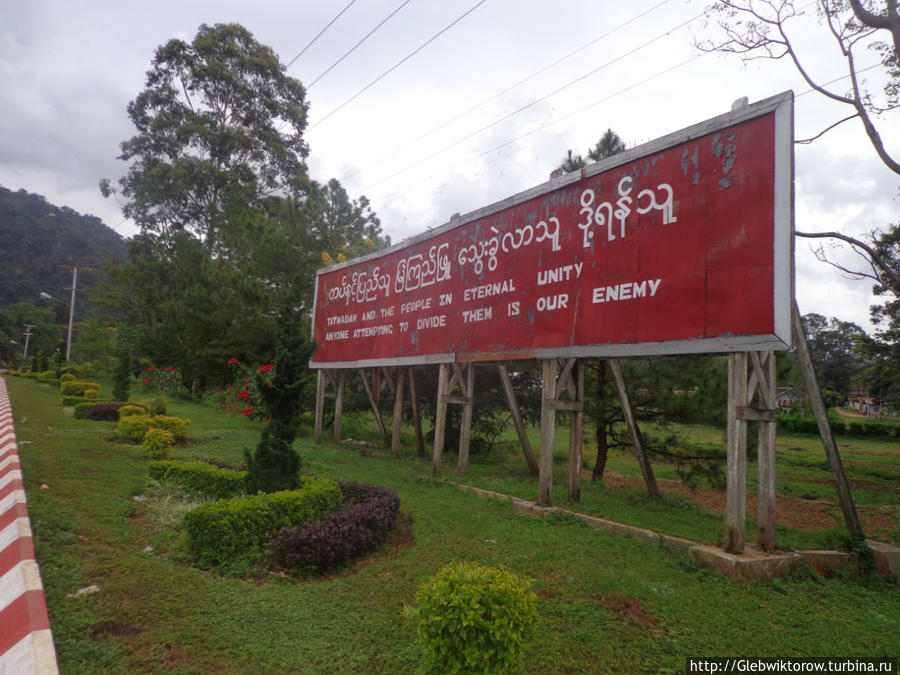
(800, 313), (868, 396)
(698, 2), (899, 288)
(102, 24), (388, 390)
(102, 23), (310, 250)
(699, 0), (900, 407)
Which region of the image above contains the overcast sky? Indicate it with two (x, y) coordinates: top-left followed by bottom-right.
(1, 0), (897, 332)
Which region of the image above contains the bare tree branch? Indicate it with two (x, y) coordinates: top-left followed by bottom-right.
(796, 230), (900, 285)
(794, 113), (859, 143)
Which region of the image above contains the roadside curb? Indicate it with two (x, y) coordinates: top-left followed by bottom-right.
(450, 482), (899, 583)
(0, 377), (59, 674)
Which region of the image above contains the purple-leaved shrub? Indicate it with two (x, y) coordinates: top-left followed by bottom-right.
(268, 481), (400, 574)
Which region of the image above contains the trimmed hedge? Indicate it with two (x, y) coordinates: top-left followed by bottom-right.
(268, 481), (400, 574)
(118, 405), (146, 417)
(149, 460), (247, 499)
(116, 414), (190, 443)
(73, 400), (112, 418)
(61, 380), (101, 397)
(86, 403), (126, 421)
(777, 413), (900, 439)
(181, 477), (341, 565)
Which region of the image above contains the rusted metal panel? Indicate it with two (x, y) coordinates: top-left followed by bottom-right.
(311, 92), (793, 368)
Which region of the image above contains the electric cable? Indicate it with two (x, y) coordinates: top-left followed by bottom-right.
(352, 9), (705, 197)
(310, 0), (487, 130)
(339, 0), (671, 183)
(308, 0), (414, 89)
(285, 0), (358, 70)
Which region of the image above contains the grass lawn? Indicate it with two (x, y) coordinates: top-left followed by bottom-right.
(6, 376), (899, 673)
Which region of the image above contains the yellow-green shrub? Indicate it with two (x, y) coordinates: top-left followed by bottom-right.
(142, 428), (174, 459)
(116, 414), (190, 443)
(413, 562), (538, 674)
(118, 405), (146, 417)
(61, 380), (101, 397)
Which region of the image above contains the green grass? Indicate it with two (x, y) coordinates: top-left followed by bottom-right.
(6, 377), (900, 673)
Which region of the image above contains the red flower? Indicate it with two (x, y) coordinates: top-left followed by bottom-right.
(241, 407), (253, 417)
(142, 379), (150, 385)
(226, 358), (240, 365)
(257, 364), (275, 374)
(164, 366), (177, 372)
(146, 366), (156, 372)
(237, 389), (250, 400)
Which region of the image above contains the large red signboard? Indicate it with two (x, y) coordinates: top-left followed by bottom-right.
(312, 93), (793, 368)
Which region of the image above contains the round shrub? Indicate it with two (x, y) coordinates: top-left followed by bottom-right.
(142, 428), (174, 459)
(60, 373), (76, 383)
(414, 561), (537, 674)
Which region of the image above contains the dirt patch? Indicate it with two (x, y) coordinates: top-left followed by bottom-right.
(597, 469), (897, 535)
(594, 594), (659, 631)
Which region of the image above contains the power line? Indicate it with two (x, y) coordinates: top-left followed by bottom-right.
(310, 0), (488, 130)
(285, 0), (358, 70)
(352, 8), (705, 197)
(368, 57), (886, 212)
(368, 52), (705, 206)
(340, 0), (671, 183)
(308, 0), (414, 90)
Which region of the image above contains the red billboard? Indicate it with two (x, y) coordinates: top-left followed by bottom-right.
(312, 92), (793, 368)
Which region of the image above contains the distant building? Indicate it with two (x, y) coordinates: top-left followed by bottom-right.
(846, 387), (883, 417)
(775, 387), (807, 411)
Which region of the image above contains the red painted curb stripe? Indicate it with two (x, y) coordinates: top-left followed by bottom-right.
(0, 591), (52, 655)
(0, 378), (58, 673)
(0, 534), (36, 579)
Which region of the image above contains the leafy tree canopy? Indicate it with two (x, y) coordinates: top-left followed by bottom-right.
(103, 23), (310, 250)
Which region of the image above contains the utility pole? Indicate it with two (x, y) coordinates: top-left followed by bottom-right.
(66, 266), (78, 361)
(22, 325), (35, 359)
(58, 265), (92, 362)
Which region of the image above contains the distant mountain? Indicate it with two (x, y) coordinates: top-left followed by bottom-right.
(0, 185), (126, 318)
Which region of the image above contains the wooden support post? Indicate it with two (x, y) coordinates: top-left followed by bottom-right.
(433, 363), (450, 476)
(726, 353), (748, 554)
(792, 301), (865, 539)
(498, 364), (539, 476)
(391, 368), (405, 458)
(314, 369), (326, 442)
(755, 351), (777, 552)
(457, 364), (474, 474)
(567, 359), (585, 502)
(539, 358), (557, 506)
(609, 359), (660, 498)
(409, 368), (425, 458)
(360, 368), (390, 448)
(333, 370), (344, 443)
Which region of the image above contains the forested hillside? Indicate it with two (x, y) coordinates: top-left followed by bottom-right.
(0, 185), (125, 316)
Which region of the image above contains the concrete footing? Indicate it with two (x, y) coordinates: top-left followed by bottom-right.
(451, 482), (900, 583)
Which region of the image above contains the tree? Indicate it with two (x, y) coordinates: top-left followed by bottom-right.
(800, 313), (867, 395)
(559, 129), (626, 173)
(699, 0), (900, 407)
(587, 129), (626, 162)
(698, 1), (899, 287)
(102, 24), (388, 391)
(102, 23), (310, 251)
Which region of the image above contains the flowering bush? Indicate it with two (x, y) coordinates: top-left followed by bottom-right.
(208, 359), (277, 420)
(142, 365), (184, 397)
